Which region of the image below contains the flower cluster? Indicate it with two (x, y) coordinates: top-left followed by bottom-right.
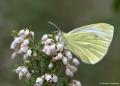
(10, 29), (34, 81)
(15, 66), (31, 80)
(69, 80), (81, 86)
(10, 29), (81, 86)
(35, 73), (58, 86)
(10, 29), (34, 60)
(41, 33), (81, 86)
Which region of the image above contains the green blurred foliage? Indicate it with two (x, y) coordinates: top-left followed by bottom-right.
(113, 0), (120, 12)
(0, 0), (120, 86)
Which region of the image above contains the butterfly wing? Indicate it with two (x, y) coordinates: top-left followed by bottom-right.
(62, 23), (114, 64)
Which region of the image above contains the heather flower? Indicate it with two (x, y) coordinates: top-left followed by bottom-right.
(10, 29), (81, 86)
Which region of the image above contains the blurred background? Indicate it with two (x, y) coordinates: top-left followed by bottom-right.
(0, 0), (120, 86)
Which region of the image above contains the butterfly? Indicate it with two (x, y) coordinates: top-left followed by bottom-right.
(59, 23), (114, 64)
(48, 22), (114, 64)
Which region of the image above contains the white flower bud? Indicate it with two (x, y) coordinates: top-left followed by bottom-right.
(16, 66), (23, 74)
(66, 68), (73, 77)
(23, 47), (28, 53)
(48, 62), (53, 69)
(19, 72), (24, 80)
(33, 52), (37, 57)
(10, 41), (16, 49)
(55, 35), (59, 41)
(24, 60), (30, 64)
(23, 54), (28, 60)
(43, 46), (49, 52)
(41, 75), (45, 79)
(26, 72), (31, 80)
(42, 49), (45, 53)
(73, 80), (81, 86)
(21, 46), (29, 53)
(24, 29), (30, 36)
(14, 37), (21, 43)
(36, 77), (44, 85)
(42, 34), (48, 42)
(45, 39), (52, 45)
(45, 74), (52, 82)
(27, 49), (32, 57)
(52, 75), (58, 83)
(46, 48), (51, 55)
(62, 57), (68, 65)
(31, 70), (35, 73)
(52, 56), (59, 61)
(21, 68), (28, 75)
(30, 31), (34, 38)
(57, 43), (63, 51)
(65, 51), (72, 60)
(18, 30), (25, 36)
(19, 37), (24, 43)
(22, 39), (29, 46)
(49, 45), (56, 51)
(57, 53), (63, 59)
(68, 65), (77, 73)
(11, 52), (17, 59)
(72, 58), (80, 65)
(20, 43), (24, 48)
(49, 45), (57, 55)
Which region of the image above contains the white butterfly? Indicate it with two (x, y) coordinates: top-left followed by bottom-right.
(60, 23), (114, 64)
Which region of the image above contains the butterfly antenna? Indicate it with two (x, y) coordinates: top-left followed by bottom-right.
(48, 21), (61, 32)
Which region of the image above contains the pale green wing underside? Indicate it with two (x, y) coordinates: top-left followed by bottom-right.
(62, 23), (114, 64)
